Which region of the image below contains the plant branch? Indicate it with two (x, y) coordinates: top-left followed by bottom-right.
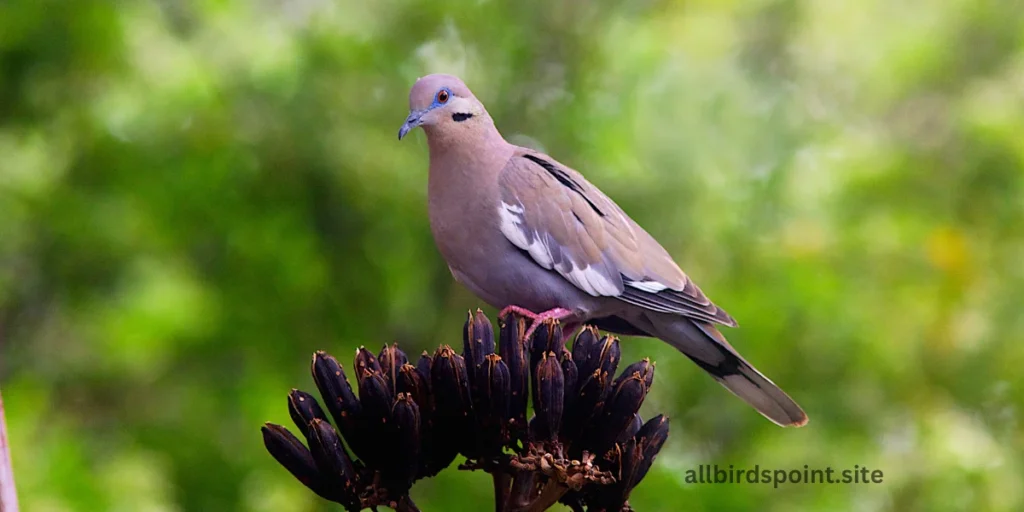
(518, 479), (567, 512)
(0, 388), (18, 512)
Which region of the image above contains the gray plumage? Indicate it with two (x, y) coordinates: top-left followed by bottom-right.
(399, 74), (807, 427)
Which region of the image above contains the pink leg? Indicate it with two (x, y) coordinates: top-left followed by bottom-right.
(499, 305), (575, 341)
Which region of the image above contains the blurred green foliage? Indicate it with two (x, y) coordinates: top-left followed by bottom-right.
(2, 0), (1024, 510)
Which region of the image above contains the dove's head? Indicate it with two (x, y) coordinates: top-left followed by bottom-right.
(398, 74), (492, 141)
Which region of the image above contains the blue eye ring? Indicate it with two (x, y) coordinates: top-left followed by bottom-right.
(435, 89), (450, 104)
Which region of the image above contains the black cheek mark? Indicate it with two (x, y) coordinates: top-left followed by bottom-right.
(452, 113), (473, 122)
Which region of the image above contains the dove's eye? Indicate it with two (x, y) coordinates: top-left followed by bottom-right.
(436, 90), (449, 104)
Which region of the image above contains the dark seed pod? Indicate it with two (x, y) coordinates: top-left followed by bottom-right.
(530, 319), (563, 369)
(354, 346), (382, 386)
(306, 418), (360, 511)
(593, 336), (621, 382)
(310, 352), (362, 452)
(397, 363), (436, 479)
(571, 326), (602, 387)
(482, 355), (511, 425)
(562, 368), (610, 451)
(473, 354), (511, 455)
(430, 346), (473, 418)
(532, 352), (564, 443)
(464, 309), (495, 379)
(359, 370), (393, 429)
(386, 393), (421, 493)
(378, 343), (408, 394)
(287, 389), (328, 440)
(261, 423), (335, 502)
(431, 346), (474, 456)
(615, 358), (655, 391)
(620, 439), (644, 491)
(559, 351), (578, 429)
(573, 334), (621, 395)
(358, 370), (394, 466)
(499, 314), (530, 442)
(396, 364), (431, 414)
(633, 415), (670, 487)
(587, 373), (647, 456)
(466, 311), (496, 442)
(617, 413), (643, 445)
(594, 438), (644, 512)
(416, 351), (433, 389)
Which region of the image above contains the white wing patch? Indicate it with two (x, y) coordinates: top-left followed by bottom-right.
(500, 201), (553, 269)
(527, 239), (555, 269)
(626, 280), (669, 293)
(498, 201), (620, 297)
(565, 263), (619, 296)
(499, 202), (530, 248)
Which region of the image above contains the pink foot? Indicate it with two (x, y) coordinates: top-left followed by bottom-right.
(499, 305), (575, 342)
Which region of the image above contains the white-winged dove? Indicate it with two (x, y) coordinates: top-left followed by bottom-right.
(399, 74), (807, 427)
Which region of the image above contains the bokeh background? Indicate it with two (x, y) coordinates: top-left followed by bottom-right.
(2, 0), (1024, 510)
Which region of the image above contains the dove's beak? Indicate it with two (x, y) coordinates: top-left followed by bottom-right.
(398, 110), (425, 140)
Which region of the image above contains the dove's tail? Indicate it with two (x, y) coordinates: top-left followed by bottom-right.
(644, 314), (808, 427)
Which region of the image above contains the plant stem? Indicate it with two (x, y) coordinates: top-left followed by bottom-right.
(505, 470), (536, 511)
(0, 389), (18, 512)
(492, 472), (511, 512)
(519, 479), (567, 512)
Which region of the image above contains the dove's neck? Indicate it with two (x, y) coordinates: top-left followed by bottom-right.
(425, 120), (514, 266)
(426, 120), (512, 202)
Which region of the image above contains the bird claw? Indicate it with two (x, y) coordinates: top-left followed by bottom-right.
(498, 306), (575, 341)
(498, 305), (540, 320)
